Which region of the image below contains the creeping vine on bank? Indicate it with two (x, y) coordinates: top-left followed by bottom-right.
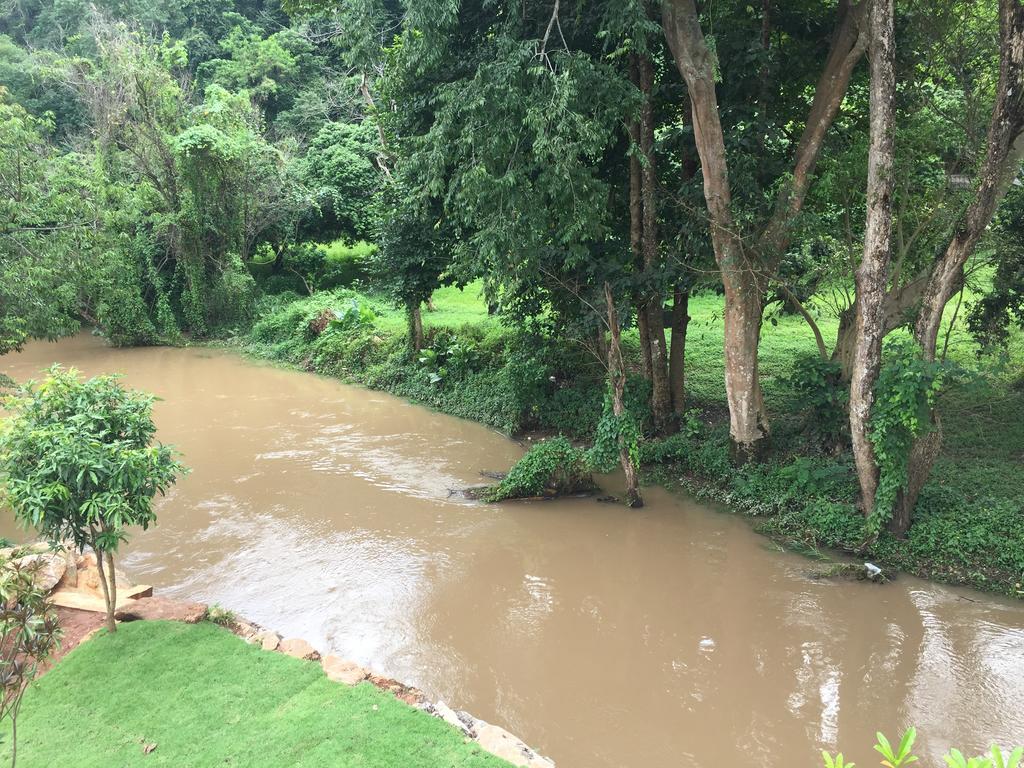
(867, 342), (946, 536)
(586, 392), (642, 474)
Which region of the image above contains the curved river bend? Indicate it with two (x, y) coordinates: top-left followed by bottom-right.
(4, 335), (1023, 768)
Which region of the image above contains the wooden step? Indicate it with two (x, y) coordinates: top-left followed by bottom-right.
(49, 585), (153, 613)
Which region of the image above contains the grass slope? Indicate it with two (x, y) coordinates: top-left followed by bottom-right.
(2, 621), (510, 768)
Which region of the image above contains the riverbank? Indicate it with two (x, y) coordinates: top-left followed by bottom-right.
(235, 285), (1024, 598)
(3, 619), (525, 767)
(6, 331), (1024, 767)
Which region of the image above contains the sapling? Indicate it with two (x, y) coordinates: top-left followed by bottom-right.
(0, 366), (186, 633)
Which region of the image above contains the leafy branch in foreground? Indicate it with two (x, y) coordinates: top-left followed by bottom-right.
(822, 727), (1023, 768)
(0, 558), (62, 767)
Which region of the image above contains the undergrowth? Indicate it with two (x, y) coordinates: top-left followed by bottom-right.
(239, 287), (1024, 599)
(483, 437), (594, 501)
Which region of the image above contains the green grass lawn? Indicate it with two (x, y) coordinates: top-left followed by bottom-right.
(364, 280), (498, 335)
(3, 621), (510, 768)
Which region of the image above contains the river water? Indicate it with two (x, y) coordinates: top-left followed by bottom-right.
(3, 334), (1023, 767)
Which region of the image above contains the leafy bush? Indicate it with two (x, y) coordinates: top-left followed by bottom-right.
(416, 331), (479, 384)
(208, 254), (257, 332)
(203, 604), (236, 627)
(789, 355), (848, 446)
(320, 240), (374, 289)
(0, 367), (187, 633)
(587, 393), (642, 473)
(0, 556), (62, 764)
(260, 273), (308, 295)
(483, 437), (593, 502)
(252, 241), (374, 297)
(96, 246), (160, 347)
(328, 299), (377, 333)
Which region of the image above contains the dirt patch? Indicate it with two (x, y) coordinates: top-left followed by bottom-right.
(114, 596), (206, 623)
(44, 607), (106, 671)
(366, 673), (427, 706)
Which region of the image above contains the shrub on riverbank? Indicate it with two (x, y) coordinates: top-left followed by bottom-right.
(640, 430), (1024, 595)
(239, 286), (1024, 598)
(244, 288), (612, 436)
(482, 437), (594, 501)
(1, 620), (511, 767)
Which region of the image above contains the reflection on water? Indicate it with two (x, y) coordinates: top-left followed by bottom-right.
(3, 334), (1023, 768)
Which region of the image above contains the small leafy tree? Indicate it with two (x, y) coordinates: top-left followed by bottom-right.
(0, 558), (62, 767)
(0, 367), (186, 633)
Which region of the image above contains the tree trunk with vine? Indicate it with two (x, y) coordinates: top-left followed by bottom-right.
(605, 283), (643, 508)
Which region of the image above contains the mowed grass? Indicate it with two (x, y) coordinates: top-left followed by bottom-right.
(2, 621), (510, 768)
(368, 281), (499, 336)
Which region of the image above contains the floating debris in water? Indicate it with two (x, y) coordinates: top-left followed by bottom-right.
(806, 562), (889, 584)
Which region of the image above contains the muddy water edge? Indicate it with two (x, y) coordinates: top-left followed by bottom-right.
(2, 334), (1023, 768)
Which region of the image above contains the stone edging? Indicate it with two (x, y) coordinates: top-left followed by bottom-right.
(220, 611), (555, 768)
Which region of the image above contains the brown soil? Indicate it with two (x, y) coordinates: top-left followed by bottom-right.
(366, 673), (426, 706)
(45, 607), (106, 671)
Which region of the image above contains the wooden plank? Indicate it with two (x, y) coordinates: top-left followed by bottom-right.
(49, 586), (154, 613)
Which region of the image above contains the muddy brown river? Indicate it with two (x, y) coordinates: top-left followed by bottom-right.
(3, 334), (1023, 767)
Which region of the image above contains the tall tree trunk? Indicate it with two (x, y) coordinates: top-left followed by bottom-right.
(638, 54), (673, 434)
(629, 113), (653, 381)
(662, 0), (769, 461)
(663, 0), (867, 459)
(834, 273), (931, 381)
(896, 0), (1024, 532)
(407, 300), (424, 353)
(605, 283), (644, 508)
(849, 0), (896, 520)
(669, 286), (690, 414)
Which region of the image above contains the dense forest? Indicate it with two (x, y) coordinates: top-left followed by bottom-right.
(3, 0), (1024, 593)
